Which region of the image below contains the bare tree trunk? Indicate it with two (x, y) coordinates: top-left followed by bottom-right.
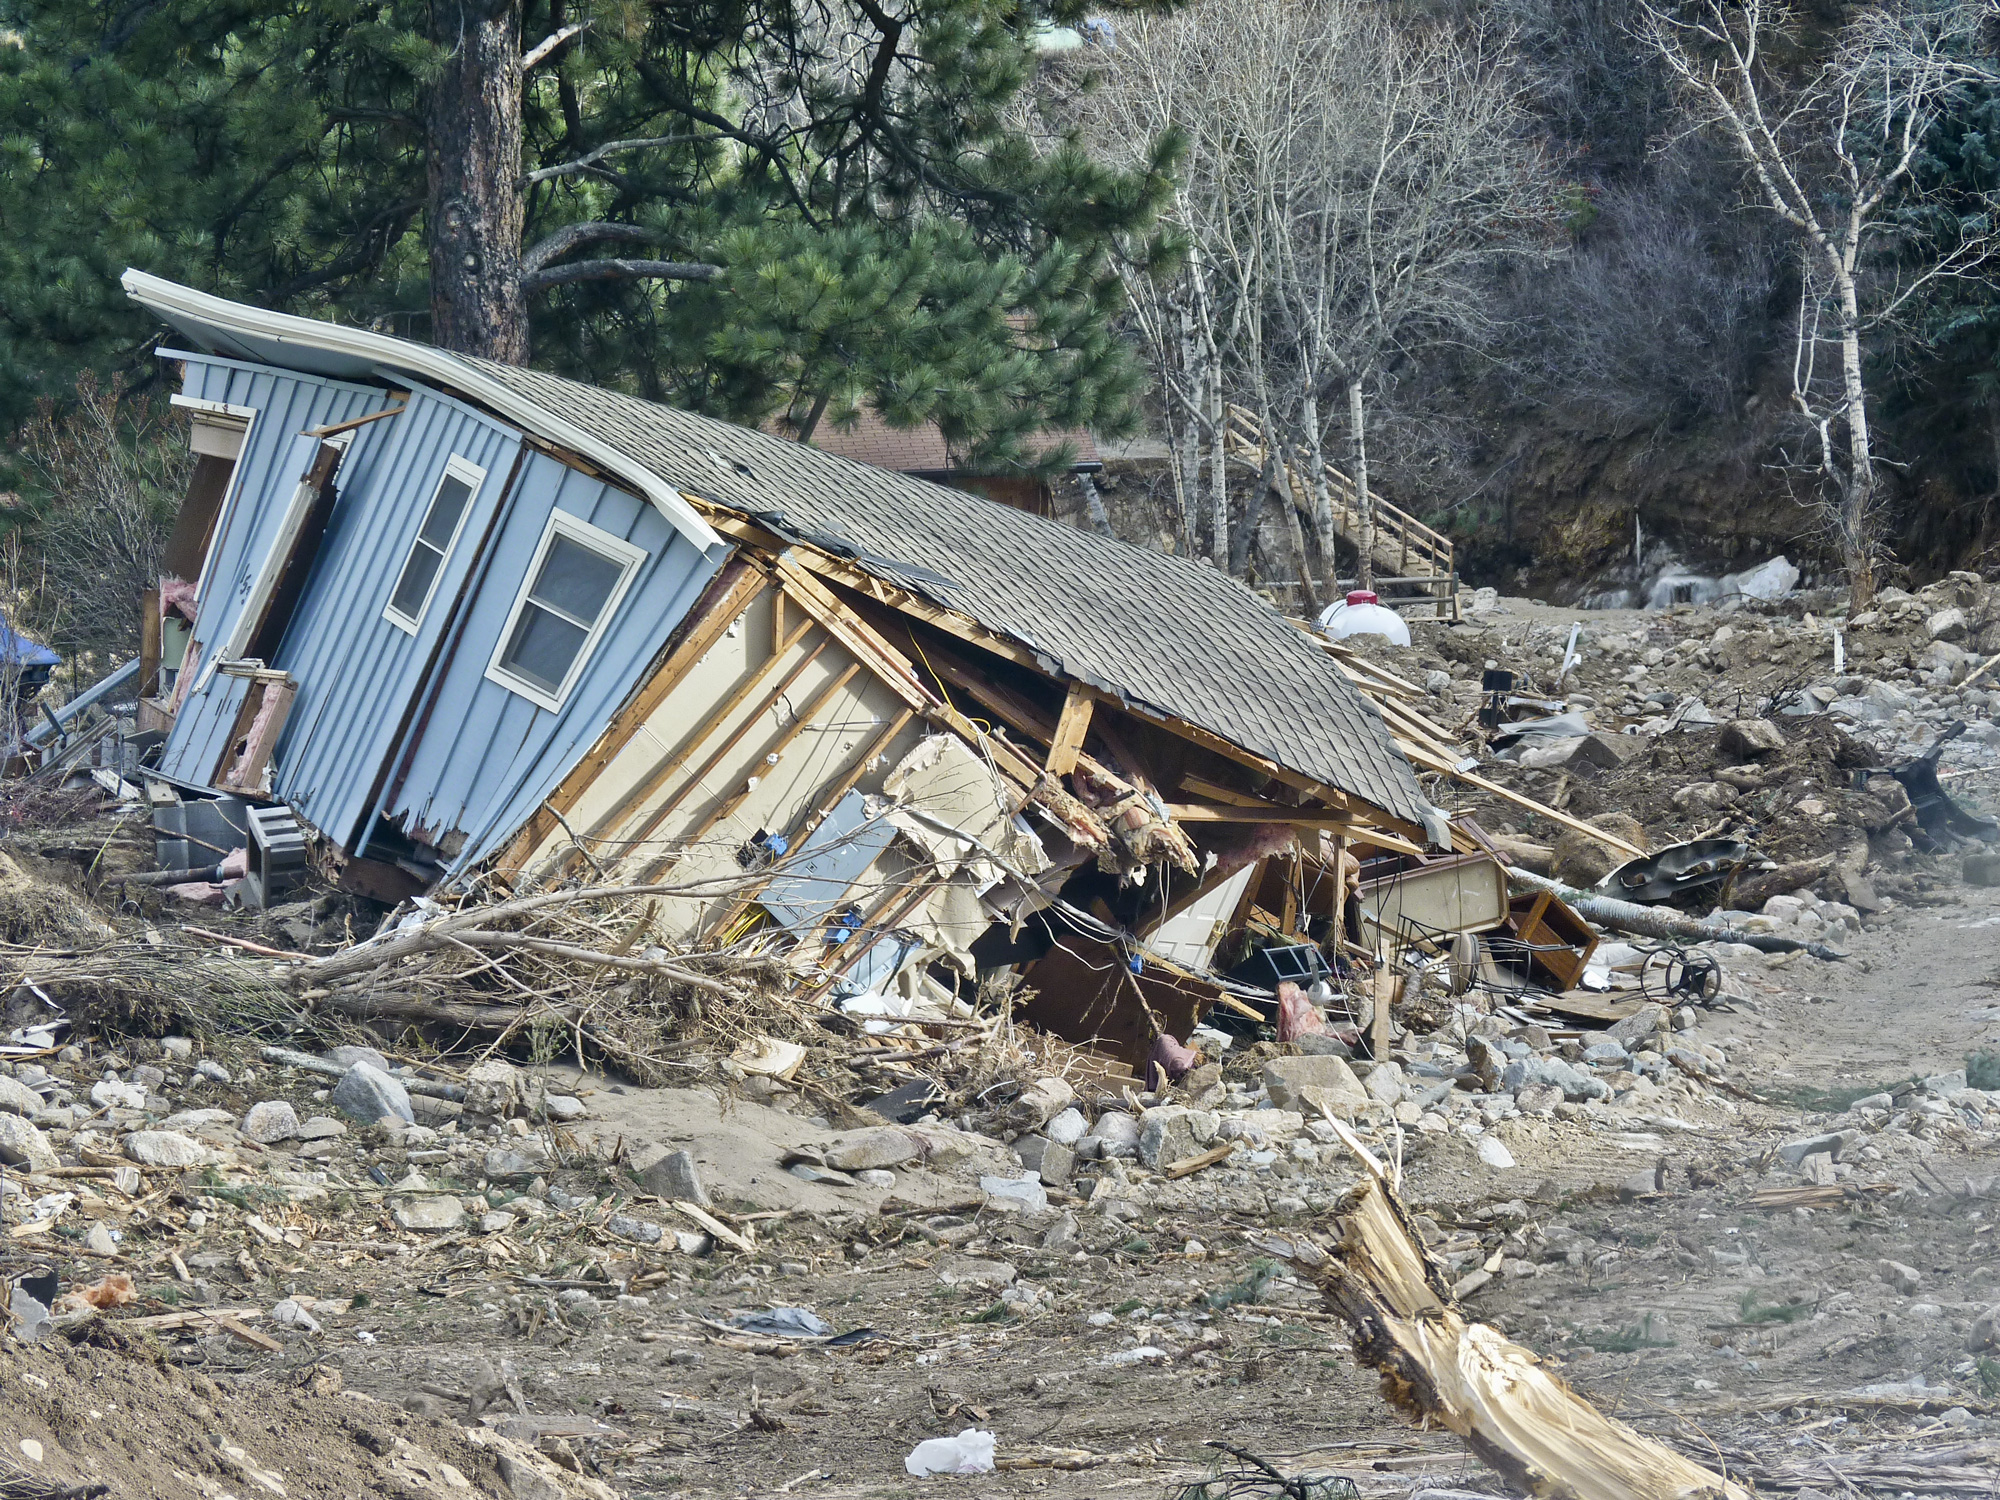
(427, 0), (528, 362)
(1231, 441), (1277, 577)
(1207, 357), (1229, 571)
(1177, 303), (1204, 551)
(1301, 388), (1341, 598)
(1278, 439), (1322, 613)
(1348, 377), (1374, 593)
(1833, 269), (1876, 610)
(1076, 473), (1115, 537)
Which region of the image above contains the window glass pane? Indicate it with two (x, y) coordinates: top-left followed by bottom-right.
(419, 475), (474, 550)
(390, 543), (443, 621)
(500, 603), (589, 694)
(530, 534), (623, 623)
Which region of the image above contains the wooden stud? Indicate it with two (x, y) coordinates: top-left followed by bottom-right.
(499, 564), (769, 873)
(1045, 684), (1094, 778)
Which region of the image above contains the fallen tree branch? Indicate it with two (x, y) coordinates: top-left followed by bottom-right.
(1508, 868), (1845, 960)
(1259, 1151), (1753, 1499)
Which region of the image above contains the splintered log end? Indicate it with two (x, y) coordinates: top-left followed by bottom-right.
(1281, 1178), (1754, 1500)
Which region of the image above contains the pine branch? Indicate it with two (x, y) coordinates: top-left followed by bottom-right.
(522, 258), (722, 294)
(522, 135), (709, 188)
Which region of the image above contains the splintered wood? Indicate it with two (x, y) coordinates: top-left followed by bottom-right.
(1270, 1171), (1751, 1500)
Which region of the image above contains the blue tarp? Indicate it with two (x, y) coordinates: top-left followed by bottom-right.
(0, 619), (59, 670)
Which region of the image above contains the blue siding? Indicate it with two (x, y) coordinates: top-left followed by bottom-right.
(158, 361), (392, 786)
(262, 387), (522, 849)
(383, 448), (722, 871)
(161, 353), (720, 874)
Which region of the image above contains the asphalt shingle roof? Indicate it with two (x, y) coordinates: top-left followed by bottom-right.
(454, 358), (1430, 827)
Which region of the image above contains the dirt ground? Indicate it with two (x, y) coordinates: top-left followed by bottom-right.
(123, 873), (1974, 1500)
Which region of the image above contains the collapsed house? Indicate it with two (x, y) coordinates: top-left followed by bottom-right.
(119, 270), (1450, 1079)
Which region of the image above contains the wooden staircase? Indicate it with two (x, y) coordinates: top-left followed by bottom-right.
(1223, 403), (1459, 622)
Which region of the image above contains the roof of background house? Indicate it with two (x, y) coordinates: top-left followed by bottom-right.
(790, 407), (1101, 475)
(124, 271), (1430, 829)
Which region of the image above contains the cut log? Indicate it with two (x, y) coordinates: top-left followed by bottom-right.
(1266, 1172), (1753, 1500)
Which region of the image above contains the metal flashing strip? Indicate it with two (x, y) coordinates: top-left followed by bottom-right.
(126, 270), (724, 557)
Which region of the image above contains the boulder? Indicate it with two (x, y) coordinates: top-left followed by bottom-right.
(1878, 1259), (1922, 1296)
(1137, 1107), (1216, 1170)
(1928, 607), (1969, 642)
(1360, 1061), (1407, 1107)
(1607, 1004), (1668, 1047)
(1262, 1055), (1369, 1115)
(239, 1101), (300, 1144)
(124, 1130), (207, 1169)
(484, 1144), (552, 1181)
(0, 1115), (58, 1171)
(1776, 1130), (1861, 1167)
(331, 1061), (414, 1124)
(823, 1126), (923, 1172)
(1086, 1111), (1141, 1159)
(0, 1075), (44, 1118)
(463, 1059), (522, 1115)
(296, 1116), (347, 1141)
(1043, 1107), (1088, 1147)
(326, 1044), (389, 1074)
(1719, 718), (1787, 757)
(394, 1197), (466, 1233)
(1549, 814), (1648, 887)
(1966, 1303), (2000, 1353)
(635, 1148), (710, 1206)
(979, 1174), (1048, 1213)
(1012, 1135), (1075, 1187)
(1004, 1077), (1075, 1135)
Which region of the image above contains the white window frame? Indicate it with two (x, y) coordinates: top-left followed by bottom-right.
(383, 455), (486, 635)
(484, 509), (647, 713)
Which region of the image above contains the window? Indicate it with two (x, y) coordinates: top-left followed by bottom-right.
(384, 456), (484, 632)
(485, 510), (646, 711)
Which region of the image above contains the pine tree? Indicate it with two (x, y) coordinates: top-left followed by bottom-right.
(0, 0), (1176, 471)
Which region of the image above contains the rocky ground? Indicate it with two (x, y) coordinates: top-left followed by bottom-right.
(6, 587), (2000, 1498)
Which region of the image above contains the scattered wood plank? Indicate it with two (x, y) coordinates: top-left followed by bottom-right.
(1163, 1142), (1240, 1180)
(672, 1200), (755, 1253)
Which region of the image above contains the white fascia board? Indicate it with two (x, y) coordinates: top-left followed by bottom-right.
(123, 268), (723, 556)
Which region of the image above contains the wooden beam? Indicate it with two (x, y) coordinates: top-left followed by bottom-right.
(601, 634), (835, 858)
(1179, 773), (1290, 809)
(499, 563), (769, 874)
(639, 660), (865, 882)
(1397, 741), (1645, 859)
(1166, 804), (1351, 826)
(1045, 685), (1094, 777)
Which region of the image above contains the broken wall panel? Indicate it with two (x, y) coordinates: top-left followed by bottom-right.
(1017, 935), (1224, 1072)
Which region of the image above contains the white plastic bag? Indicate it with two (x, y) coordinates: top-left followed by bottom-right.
(904, 1428), (996, 1476)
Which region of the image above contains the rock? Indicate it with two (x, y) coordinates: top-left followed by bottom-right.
(1923, 1070), (1969, 1098)
(1618, 1167), (1664, 1200)
(1262, 1055), (1369, 1115)
(1964, 852), (2000, 887)
(541, 1094), (586, 1122)
(395, 1197), (466, 1233)
(823, 1126), (923, 1172)
(0, 1115), (56, 1172)
(980, 1174), (1049, 1213)
(0, 1075), (43, 1117)
(1849, 1093), (1894, 1113)
(463, 1059), (522, 1115)
(1777, 1130), (1861, 1166)
(605, 1213), (664, 1245)
(90, 1079), (147, 1111)
(481, 1211), (518, 1235)
(1607, 1004), (1668, 1046)
(1719, 718), (1787, 757)
(1878, 1259), (1922, 1296)
(1138, 1107), (1215, 1170)
(484, 1147), (550, 1182)
(326, 1044), (389, 1074)
(1013, 1134), (1075, 1187)
(124, 1130), (207, 1169)
(1464, 1037), (1504, 1092)
(1799, 1152), (1837, 1185)
(1086, 1111), (1141, 1159)
(158, 1037), (193, 1061)
(1965, 1304), (2000, 1353)
(937, 1255), (1016, 1288)
(239, 1101), (300, 1144)
(1476, 1136), (1516, 1170)
(1502, 1055), (1608, 1102)
(296, 1116), (347, 1141)
(1044, 1107), (1087, 1147)
(636, 1149), (710, 1206)
(1549, 814), (1648, 887)
(1671, 781), (1736, 813)
(1582, 1042), (1629, 1067)
(161, 1108), (233, 1132)
(1928, 606), (1969, 642)
(1569, 731), (1641, 769)
(331, 1061), (414, 1125)
(1516, 1081), (1564, 1113)
(1360, 1061), (1407, 1107)
(856, 1169), (896, 1188)
(1005, 1077), (1075, 1134)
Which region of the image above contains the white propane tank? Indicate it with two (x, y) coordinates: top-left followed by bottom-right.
(1317, 589), (1411, 647)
